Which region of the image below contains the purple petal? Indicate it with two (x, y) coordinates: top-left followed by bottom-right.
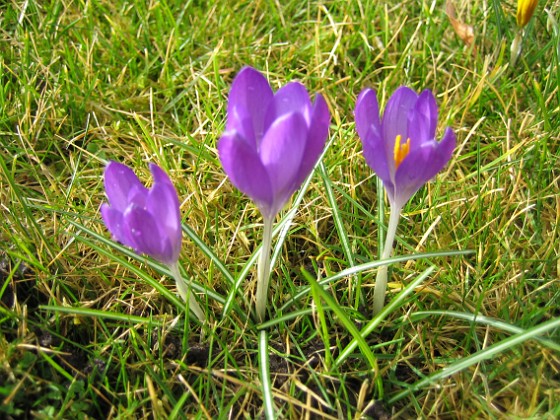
(407, 89), (438, 150)
(361, 123), (394, 194)
(104, 161), (147, 212)
(354, 88), (380, 142)
(259, 113), (308, 207)
(226, 106), (258, 149)
(218, 131), (274, 209)
(294, 93), (330, 187)
(124, 206), (177, 264)
(264, 82), (313, 129)
(150, 163), (174, 188)
(147, 164), (182, 258)
(355, 88), (393, 184)
(439, 127), (457, 161)
(226, 67), (274, 145)
(381, 86), (418, 153)
(101, 203), (136, 249)
(393, 128), (455, 208)
(149, 164), (181, 224)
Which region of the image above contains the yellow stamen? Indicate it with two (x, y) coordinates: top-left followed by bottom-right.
(393, 135), (410, 168)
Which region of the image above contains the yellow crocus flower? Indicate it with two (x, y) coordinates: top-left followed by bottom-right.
(517, 0), (539, 28)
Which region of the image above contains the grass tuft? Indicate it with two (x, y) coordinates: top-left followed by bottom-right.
(1, 0), (558, 418)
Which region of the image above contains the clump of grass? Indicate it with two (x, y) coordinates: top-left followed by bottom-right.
(1, 0), (558, 418)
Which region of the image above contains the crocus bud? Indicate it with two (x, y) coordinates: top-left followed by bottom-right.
(517, 0), (538, 28)
(100, 161), (182, 265)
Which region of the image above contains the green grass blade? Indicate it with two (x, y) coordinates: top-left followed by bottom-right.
(388, 316), (560, 404)
(409, 310), (560, 352)
(40, 306), (165, 326)
(335, 266), (436, 368)
(182, 223), (236, 289)
(279, 250), (473, 312)
(318, 161), (362, 309)
(304, 269), (378, 372)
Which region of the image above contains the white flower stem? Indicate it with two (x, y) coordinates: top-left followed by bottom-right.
(169, 262), (205, 322)
(372, 203), (402, 315)
(256, 216), (274, 323)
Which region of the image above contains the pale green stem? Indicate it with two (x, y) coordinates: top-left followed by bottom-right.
(372, 203), (402, 314)
(169, 262), (205, 322)
(256, 216), (274, 323)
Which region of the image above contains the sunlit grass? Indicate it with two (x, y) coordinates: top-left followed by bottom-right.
(1, 0), (559, 418)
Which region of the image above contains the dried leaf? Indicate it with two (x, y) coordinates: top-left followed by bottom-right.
(446, 0), (475, 50)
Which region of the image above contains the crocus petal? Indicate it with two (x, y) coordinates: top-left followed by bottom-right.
(146, 164), (182, 258)
(393, 128), (456, 207)
(147, 186), (181, 237)
(407, 89), (438, 150)
(104, 161), (147, 212)
(148, 164), (181, 233)
(381, 86), (418, 151)
(264, 82), (313, 129)
(218, 131), (274, 209)
(227, 106), (258, 149)
(101, 203), (137, 249)
(361, 123), (395, 196)
(150, 162), (175, 188)
(355, 88), (381, 142)
(294, 93), (331, 187)
(438, 127), (457, 163)
(226, 67), (274, 145)
(355, 89), (393, 184)
(259, 113), (307, 213)
(123, 206), (174, 264)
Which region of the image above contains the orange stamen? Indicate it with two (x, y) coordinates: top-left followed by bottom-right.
(393, 135), (410, 168)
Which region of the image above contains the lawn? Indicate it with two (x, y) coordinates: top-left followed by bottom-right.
(1, 0), (559, 418)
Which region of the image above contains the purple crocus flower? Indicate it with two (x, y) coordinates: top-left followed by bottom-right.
(100, 161), (182, 266)
(355, 87), (456, 209)
(218, 66), (331, 219)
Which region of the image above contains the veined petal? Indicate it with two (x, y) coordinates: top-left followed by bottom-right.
(355, 88), (381, 142)
(381, 86), (418, 154)
(227, 67), (274, 144)
(104, 161), (147, 212)
(227, 106), (258, 149)
(101, 203), (136, 249)
(218, 131), (274, 209)
(294, 93), (330, 187)
(355, 88), (394, 184)
(149, 162), (173, 186)
(393, 128), (455, 207)
(408, 89), (438, 150)
(264, 82), (313, 128)
(147, 165), (182, 256)
(361, 123), (394, 191)
(124, 206), (174, 264)
(259, 113), (307, 205)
